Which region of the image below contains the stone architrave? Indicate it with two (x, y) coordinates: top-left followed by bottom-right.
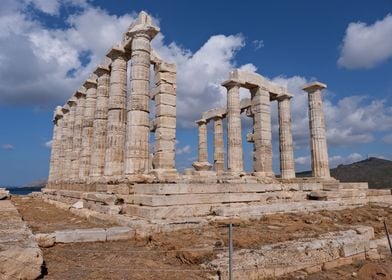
(48, 106), (63, 184)
(70, 87), (86, 181)
(63, 98), (77, 182)
(303, 82), (330, 178)
(151, 61), (177, 173)
(192, 119), (212, 171)
(58, 105), (70, 182)
(90, 62), (111, 178)
(104, 46), (128, 178)
(124, 12), (159, 176)
(277, 96), (295, 179)
(213, 115), (225, 174)
(222, 81), (243, 173)
(250, 87), (274, 177)
(79, 76), (98, 180)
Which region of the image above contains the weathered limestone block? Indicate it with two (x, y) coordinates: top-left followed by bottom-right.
(35, 233), (55, 248)
(0, 187), (10, 200)
(106, 227), (135, 241)
(55, 228), (106, 243)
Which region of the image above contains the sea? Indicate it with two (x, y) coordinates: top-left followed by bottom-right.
(6, 187), (43, 195)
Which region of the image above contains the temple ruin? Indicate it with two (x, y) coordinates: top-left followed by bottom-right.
(45, 11), (391, 225)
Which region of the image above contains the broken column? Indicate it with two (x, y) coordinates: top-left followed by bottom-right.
(250, 86), (274, 177)
(213, 115), (225, 174)
(79, 76), (97, 180)
(303, 82), (330, 178)
(124, 12), (159, 178)
(104, 46), (128, 178)
(277, 96), (295, 179)
(70, 87), (86, 181)
(192, 119), (212, 171)
(48, 106), (63, 184)
(222, 81), (243, 174)
(150, 59), (178, 180)
(90, 61), (111, 178)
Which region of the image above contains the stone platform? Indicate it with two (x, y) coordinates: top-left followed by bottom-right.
(43, 179), (392, 224)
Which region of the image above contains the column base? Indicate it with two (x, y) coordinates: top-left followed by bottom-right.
(149, 169), (179, 183)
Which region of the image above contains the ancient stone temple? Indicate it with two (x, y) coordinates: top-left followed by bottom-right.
(45, 11), (391, 227)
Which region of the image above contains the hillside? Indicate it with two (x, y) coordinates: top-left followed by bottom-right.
(297, 157), (392, 189)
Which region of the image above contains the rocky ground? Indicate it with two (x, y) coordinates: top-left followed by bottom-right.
(11, 196), (392, 279)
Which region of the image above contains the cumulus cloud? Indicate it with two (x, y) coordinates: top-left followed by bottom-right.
(1, 144), (15, 150)
(252, 39), (264, 50)
(176, 145), (191, 155)
(295, 153), (365, 169)
(338, 14), (392, 69)
(271, 76), (392, 148)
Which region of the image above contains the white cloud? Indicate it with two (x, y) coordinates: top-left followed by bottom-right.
(338, 14), (392, 69)
(252, 39), (264, 50)
(44, 140), (52, 148)
(295, 153), (365, 169)
(295, 156), (310, 165)
(176, 145), (191, 155)
(383, 134), (392, 144)
(2, 144), (15, 150)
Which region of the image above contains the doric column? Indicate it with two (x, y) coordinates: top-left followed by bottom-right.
(152, 61), (177, 171)
(104, 47), (127, 177)
(303, 82), (330, 178)
(222, 81), (243, 173)
(277, 96), (295, 179)
(250, 86), (274, 177)
(70, 87), (86, 181)
(58, 105), (69, 182)
(64, 97), (77, 182)
(90, 63), (110, 178)
(213, 115), (224, 174)
(48, 106), (63, 184)
(192, 119), (212, 171)
(124, 12), (159, 176)
(79, 76), (97, 180)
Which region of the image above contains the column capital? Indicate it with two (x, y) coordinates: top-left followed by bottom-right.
(83, 78), (97, 90)
(67, 96), (77, 106)
(302, 81), (327, 93)
(75, 86), (86, 98)
(106, 45), (128, 60)
(195, 118), (208, 125)
(94, 64), (110, 77)
(221, 79), (242, 90)
(276, 94), (293, 102)
(53, 106), (63, 123)
(125, 11), (160, 41)
(61, 104), (70, 114)
(212, 114), (224, 121)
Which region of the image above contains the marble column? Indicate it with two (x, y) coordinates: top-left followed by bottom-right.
(192, 119), (212, 171)
(124, 12), (159, 176)
(64, 97), (77, 181)
(152, 62), (177, 171)
(222, 81), (243, 173)
(48, 106), (63, 184)
(90, 63), (110, 178)
(104, 47), (127, 177)
(79, 76), (98, 180)
(303, 82), (330, 178)
(58, 105), (70, 182)
(250, 86), (274, 177)
(277, 96), (295, 179)
(70, 87), (86, 181)
(213, 115), (225, 174)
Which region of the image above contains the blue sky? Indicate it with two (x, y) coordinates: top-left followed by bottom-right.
(0, 0), (391, 186)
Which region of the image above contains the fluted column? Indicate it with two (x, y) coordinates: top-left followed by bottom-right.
(104, 47), (127, 177)
(70, 87), (86, 181)
(48, 106), (63, 184)
(124, 13), (159, 176)
(63, 98), (77, 182)
(90, 64), (110, 178)
(251, 87), (274, 177)
(79, 77), (97, 180)
(303, 82), (330, 178)
(222, 81), (243, 173)
(213, 116), (224, 174)
(278, 96), (295, 179)
(58, 105), (69, 182)
(192, 119), (212, 171)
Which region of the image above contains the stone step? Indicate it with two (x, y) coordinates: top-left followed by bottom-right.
(121, 191), (308, 207)
(366, 189), (391, 196)
(308, 190), (367, 201)
(322, 182), (369, 191)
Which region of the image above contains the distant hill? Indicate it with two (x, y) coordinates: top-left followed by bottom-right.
(22, 179), (47, 188)
(297, 157), (392, 189)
